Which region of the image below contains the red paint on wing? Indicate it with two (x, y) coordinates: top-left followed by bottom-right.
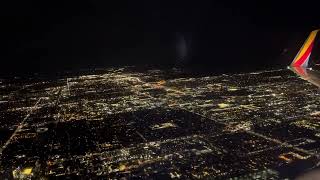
(293, 41), (314, 66)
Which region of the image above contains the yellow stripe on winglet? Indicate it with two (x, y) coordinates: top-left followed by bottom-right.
(294, 29), (319, 63)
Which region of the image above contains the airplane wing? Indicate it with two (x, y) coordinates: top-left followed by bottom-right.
(290, 66), (320, 88)
(289, 29), (320, 88)
(291, 29), (319, 68)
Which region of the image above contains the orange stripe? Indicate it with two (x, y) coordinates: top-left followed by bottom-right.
(293, 30), (319, 63)
(293, 41), (314, 66)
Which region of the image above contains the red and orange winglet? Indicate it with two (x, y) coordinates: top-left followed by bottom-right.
(291, 29), (320, 67)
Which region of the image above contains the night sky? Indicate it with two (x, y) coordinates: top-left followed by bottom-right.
(2, 1), (320, 76)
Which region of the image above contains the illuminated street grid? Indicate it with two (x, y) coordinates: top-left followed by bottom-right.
(1, 67), (320, 179)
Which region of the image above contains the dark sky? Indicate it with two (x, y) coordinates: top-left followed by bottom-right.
(2, 1), (320, 76)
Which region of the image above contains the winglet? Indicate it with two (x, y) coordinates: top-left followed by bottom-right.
(291, 29), (320, 68)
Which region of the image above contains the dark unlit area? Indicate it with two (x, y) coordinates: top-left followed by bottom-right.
(2, 1), (320, 76)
